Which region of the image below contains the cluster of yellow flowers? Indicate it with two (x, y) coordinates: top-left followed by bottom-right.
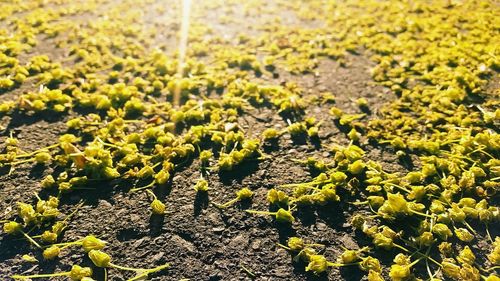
(0, 0), (498, 280)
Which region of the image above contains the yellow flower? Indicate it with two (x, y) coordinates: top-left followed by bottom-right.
(236, 188), (253, 200)
(267, 189), (289, 205)
(262, 128), (279, 140)
(35, 151), (51, 164)
(373, 233), (393, 250)
(305, 255), (328, 274)
(360, 256), (381, 273)
(70, 265), (93, 280)
(151, 199), (166, 215)
(340, 250), (358, 264)
(485, 275), (500, 281)
(43, 245), (61, 260)
(389, 264), (410, 281)
(294, 247), (317, 263)
(454, 228), (474, 242)
(442, 259), (461, 279)
(41, 231), (58, 243)
(287, 237), (304, 251)
(393, 254), (410, 265)
(88, 250), (111, 268)
(137, 165), (154, 179)
(154, 170), (170, 185)
(488, 238), (500, 265)
(348, 160), (365, 175)
(41, 175), (56, 188)
(275, 208), (295, 224)
(378, 193), (409, 219)
(3, 221), (21, 234)
(367, 196), (385, 208)
(367, 270), (384, 281)
(82, 235), (106, 252)
(193, 179), (209, 192)
(457, 246), (475, 265)
(460, 264), (480, 281)
(417, 232), (435, 247)
(387, 193), (409, 214)
(199, 150), (213, 164)
(432, 223), (453, 240)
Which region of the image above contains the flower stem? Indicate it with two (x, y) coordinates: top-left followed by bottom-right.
(383, 182), (411, 193)
(350, 200), (368, 205)
(15, 144), (59, 158)
(59, 241), (82, 250)
(393, 243), (410, 253)
(22, 231), (42, 249)
(462, 220), (476, 234)
(277, 243), (291, 250)
(12, 271), (70, 279)
(10, 158), (35, 166)
(240, 264), (255, 278)
(49, 240), (82, 248)
(410, 210), (434, 218)
(485, 224), (493, 243)
(109, 262), (145, 272)
(146, 189), (158, 200)
(130, 181), (155, 192)
(214, 198), (239, 209)
(245, 210), (276, 215)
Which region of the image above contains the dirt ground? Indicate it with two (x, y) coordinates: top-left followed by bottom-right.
(0, 0), (498, 280)
(0, 56), (395, 281)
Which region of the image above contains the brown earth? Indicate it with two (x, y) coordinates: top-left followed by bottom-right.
(1, 1), (497, 281)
